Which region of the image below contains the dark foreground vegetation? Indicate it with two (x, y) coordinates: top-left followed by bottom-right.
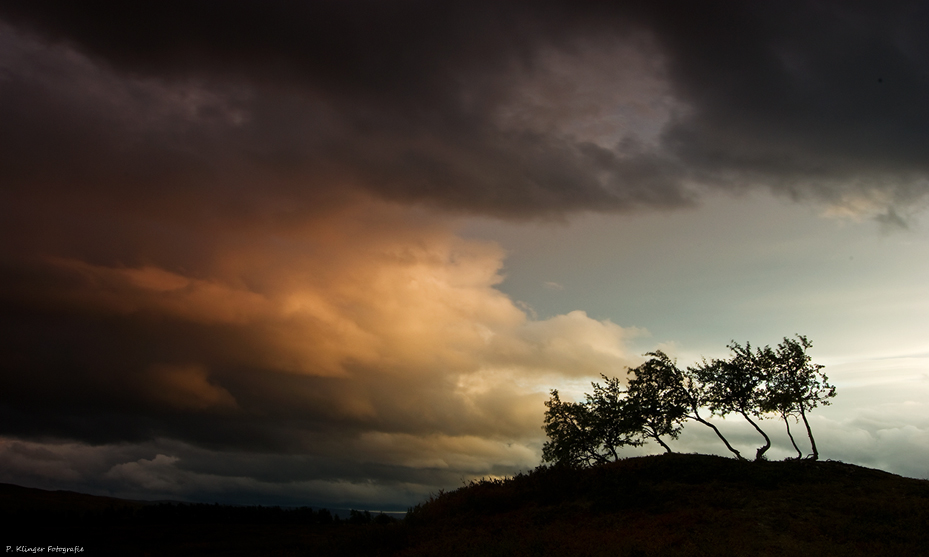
(4, 454), (929, 556)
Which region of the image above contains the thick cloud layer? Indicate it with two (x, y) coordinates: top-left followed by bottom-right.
(1, 1), (927, 218)
(1, 198), (642, 436)
(0, 190), (642, 501)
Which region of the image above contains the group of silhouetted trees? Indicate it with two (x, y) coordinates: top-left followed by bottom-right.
(543, 335), (836, 466)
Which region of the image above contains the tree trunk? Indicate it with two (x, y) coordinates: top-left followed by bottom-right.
(739, 410), (771, 461)
(690, 414), (745, 461)
(654, 435), (673, 454)
(782, 413), (802, 459)
(644, 425), (674, 454)
(799, 406), (819, 460)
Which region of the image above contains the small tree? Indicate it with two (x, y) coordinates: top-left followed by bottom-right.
(752, 342), (805, 459)
(542, 382), (641, 467)
(628, 351), (745, 460)
(692, 342), (772, 461)
(625, 353), (688, 453)
(587, 375), (646, 458)
(762, 335), (835, 460)
(680, 364), (747, 461)
(542, 390), (601, 467)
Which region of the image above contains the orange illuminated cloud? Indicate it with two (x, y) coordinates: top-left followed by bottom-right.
(7, 198), (642, 457)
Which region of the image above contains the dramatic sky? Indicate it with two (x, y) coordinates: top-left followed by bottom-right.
(2, 1), (929, 509)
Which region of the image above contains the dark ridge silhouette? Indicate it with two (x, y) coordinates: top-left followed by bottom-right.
(402, 454), (929, 556)
(5, 454), (929, 555)
(0, 482), (151, 513)
(1, 483), (401, 555)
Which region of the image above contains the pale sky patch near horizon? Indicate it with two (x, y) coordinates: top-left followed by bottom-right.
(461, 190), (929, 364)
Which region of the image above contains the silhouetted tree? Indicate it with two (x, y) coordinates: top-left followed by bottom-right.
(692, 342), (773, 461)
(765, 386), (806, 459)
(542, 390), (601, 467)
(588, 375), (646, 455)
(628, 351), (744, 459)
(625, 353), (687, 453)
(349, 509), (373, 524)
(542, 379), (642, 467)
(317, 508), (333, 524)
(750, 342), (805, 459)
(761, 335), (835, 460)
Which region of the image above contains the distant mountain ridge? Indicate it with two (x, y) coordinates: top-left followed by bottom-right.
(0, 482), (155, 513)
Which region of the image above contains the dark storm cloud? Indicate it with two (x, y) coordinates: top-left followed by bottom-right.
(653, 1), (929, 203)
(2, 0), (928, 216)
(0, 0), (667, 218)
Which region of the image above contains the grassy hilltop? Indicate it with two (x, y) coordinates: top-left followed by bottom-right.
(399, 453), (929, 556)
(4, 453), (929, 556)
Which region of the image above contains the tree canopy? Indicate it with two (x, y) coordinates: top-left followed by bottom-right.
(542, 380), (643, 467)
(760, 335), (836, 460)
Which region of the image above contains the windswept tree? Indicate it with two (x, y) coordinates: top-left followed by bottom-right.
(692, 342), (773, 461)
(542, 381), (642, 467)
(629, 351), (745, 460)
(587, 375), (647, 457)
(762, 359), (806, 459)
(542, 390), (601, 467)
(762, 335), (835, 460)
(625, 353), (688, 453)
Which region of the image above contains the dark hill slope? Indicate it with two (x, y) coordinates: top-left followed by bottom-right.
(3, 454), (929, 555)
(0, 482), (149, 513)
(399, 453), (929, 556)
